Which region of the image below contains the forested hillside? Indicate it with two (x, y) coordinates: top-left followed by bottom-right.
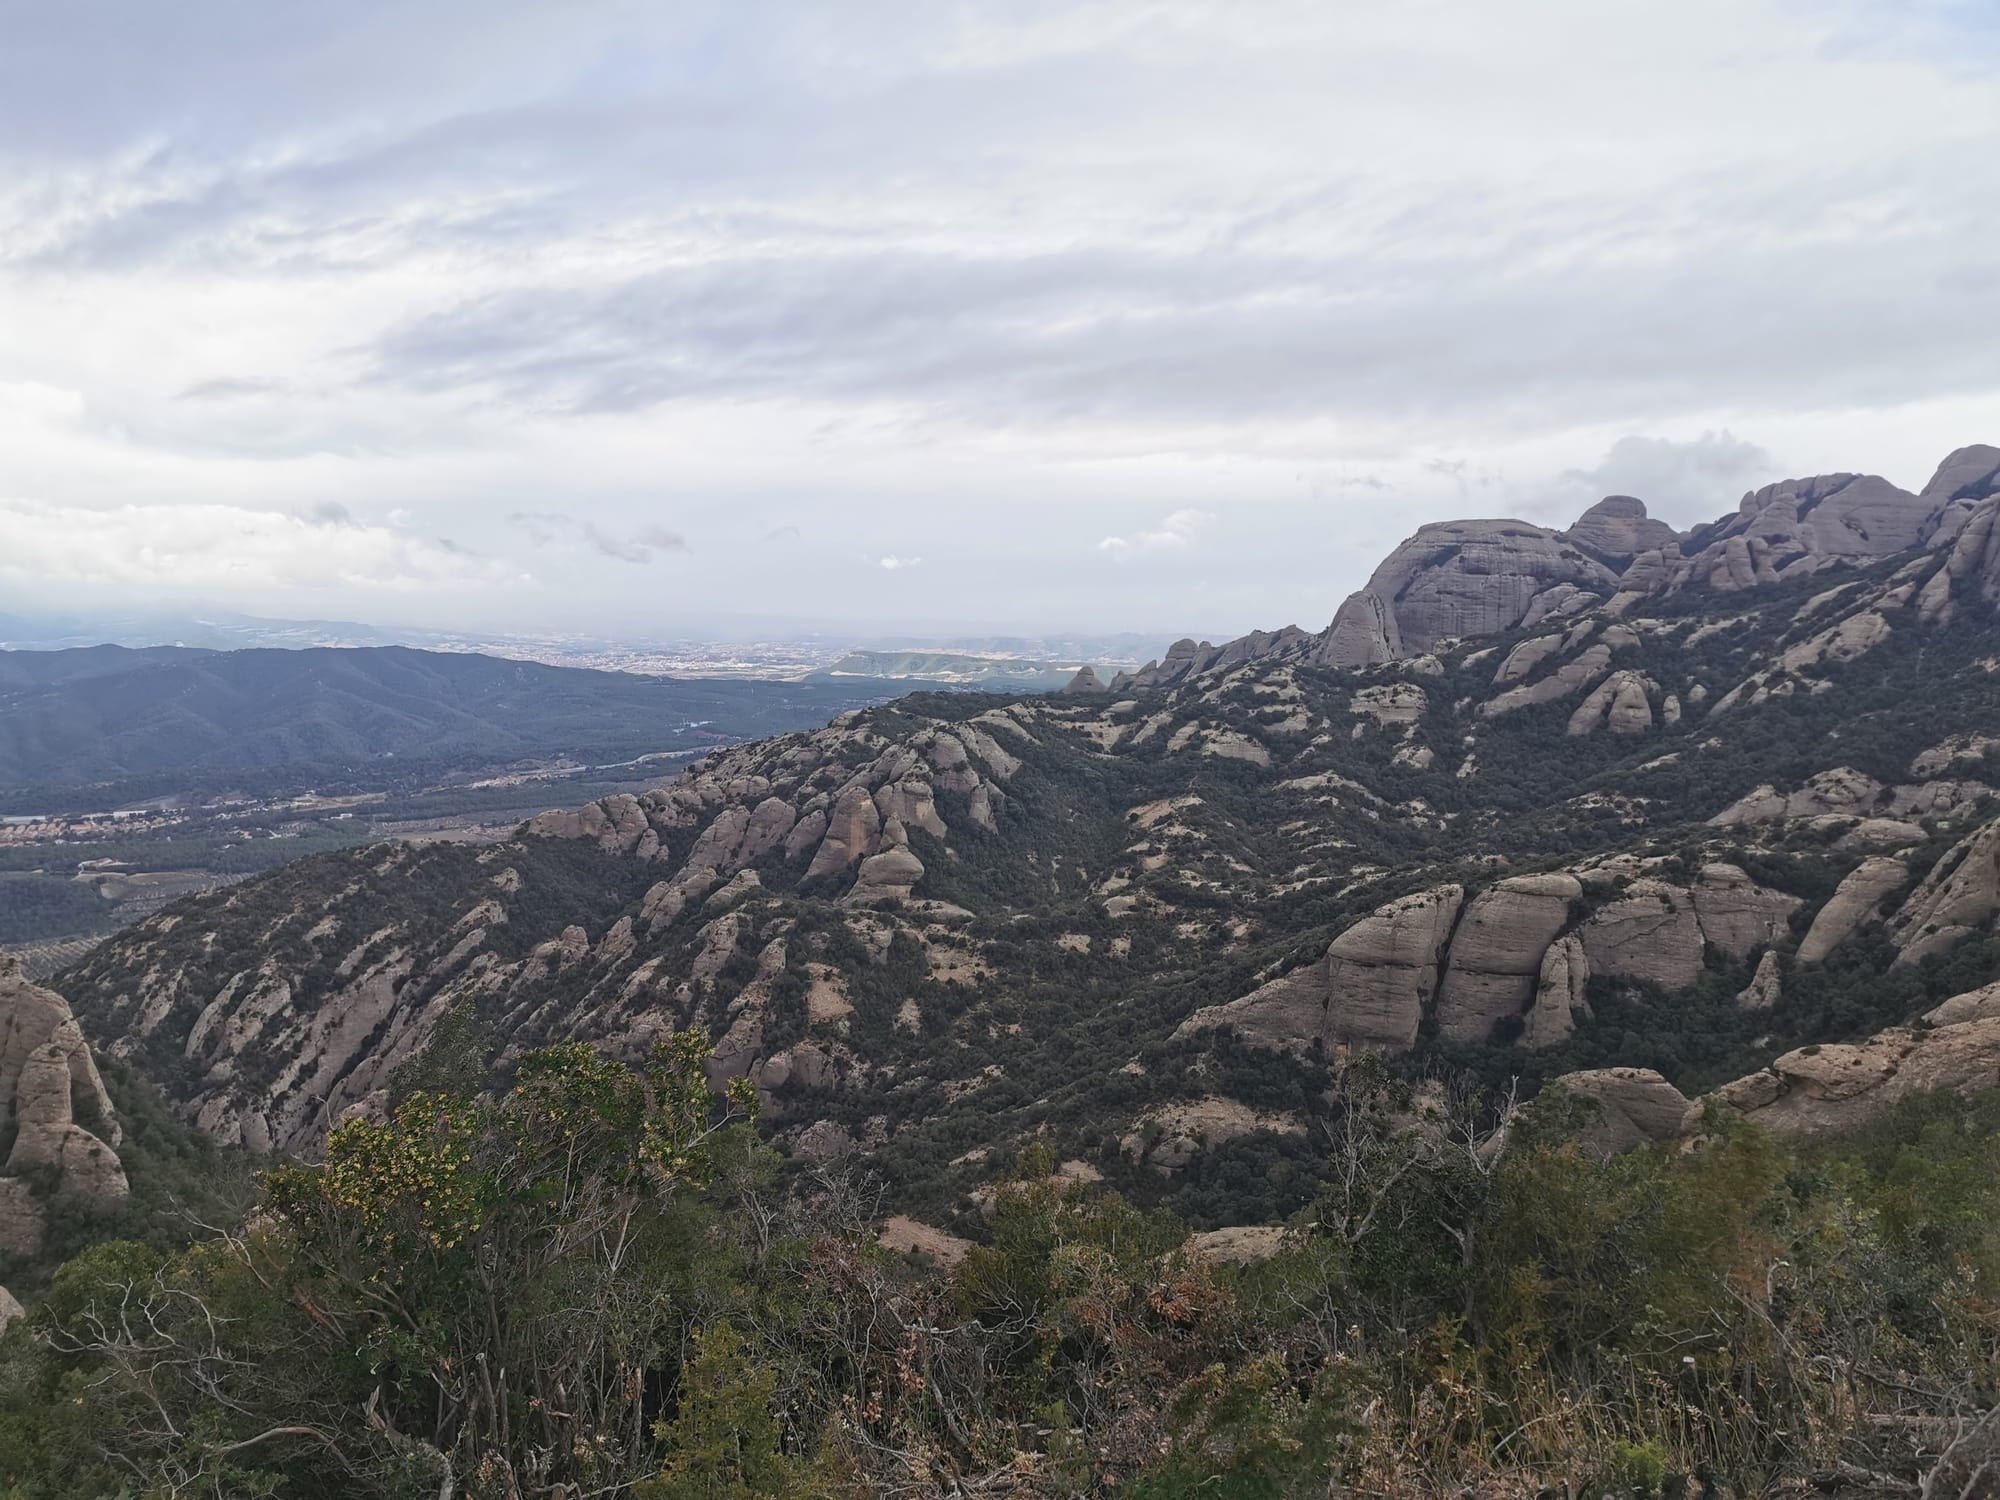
(0, 645), (885, 799)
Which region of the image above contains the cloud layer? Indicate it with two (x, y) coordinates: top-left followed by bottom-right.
(1, 1), (1995, 636)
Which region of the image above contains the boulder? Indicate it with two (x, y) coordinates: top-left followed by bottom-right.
(1350, 683), (1427, 727)
(877, 1215), (973, 1267)
(1187, 1225), (1290, 1266)
(0, 1179), (46, 1259)
(1708, 767), (1886, 827)
(1564, 495), (1678, 563)
(1435, 874), (1581, 1043)
(1, 963), (121, 1150)
(1943, 495), (2000, 610)
(1547, 1068), (1692, 1158)
(1120, 1097), (1304, 1172)
(524, 794), (651, 855)
(1798, 856), (1907, 963)
(847, 847), (925, 904)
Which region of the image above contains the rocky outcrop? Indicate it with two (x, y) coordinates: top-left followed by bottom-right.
(1316, 520), (1619, 669)
(1736, 950), (1782, 1011)
(1572, 866), (1795, 990)
(1564, 495), (1678, 563)
(1177, 886), (1463, 1052)
(1797, 856), (1907, 963)
(1061, 666), (1107, 694)
(877, 1215), (973, 1267)
(1187, 1225), (1289, 1266)
(1479, 643), (1614, 718)
(1523, 935), (1591, 1047)
(1917, 444), (2000, 548)
(1709, 767), (1887, 827)
(1577, 880), (1704, 989)
(1435, 874), (1581, 1043)
(1893, 816), (2000, 965)
(1706, 1016), (2000, 1135)
(1494, 634), (1565, 685)
(1688, 863), (1801, 958)
(1547, 1068), (1692, 1157)
(1350, 683), (1427, 727)
(847, 847), (925, 905)
(0, 959), (128, 1257)
(1668, 472), (1939, 594)
(524, 793), (652, 856)
(1566, 671), (1654, 735)
(1120, 1097), (1305, 1172)
(1115, 628), (1318, 691)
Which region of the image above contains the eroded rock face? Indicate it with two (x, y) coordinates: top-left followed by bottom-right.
(1668, 472), (1938, 594)
(1177, 885), (1464, 1052)
(1918, 444), (2000, 548)
(1736, 950), (1782, 1011)
(1798, 856), (1907, 963)
(1564, 495), (1678, 563)
(0, 960), (129, 1255)
(1578, 880), (1704, 990)
(1480, 643), (1615, 719)
(1316, 520), (1619, 669)
(1524, 935), (1591, 1047)
(1435, 874), (1581, 1043)
(1689, 863), (1801, 959)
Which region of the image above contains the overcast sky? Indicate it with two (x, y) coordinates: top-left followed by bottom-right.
(2, 0), (1996, 641)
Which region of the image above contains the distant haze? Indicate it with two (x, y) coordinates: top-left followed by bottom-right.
(2, 1), (1995, 639)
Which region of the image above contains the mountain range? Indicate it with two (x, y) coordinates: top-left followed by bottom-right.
(38, 442), (2000, 1234)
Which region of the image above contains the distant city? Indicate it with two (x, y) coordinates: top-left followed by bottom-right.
(0, 607), (1173, 683)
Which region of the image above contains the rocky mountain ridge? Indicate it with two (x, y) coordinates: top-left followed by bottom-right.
(1109, 443), (2000, 689)
(50, 441), (2000, 1227)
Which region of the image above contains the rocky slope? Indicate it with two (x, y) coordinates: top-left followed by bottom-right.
(52, 442), (2000, 1225)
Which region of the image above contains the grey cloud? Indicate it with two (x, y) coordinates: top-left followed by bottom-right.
(178, 376), (291, 401)
(358, 171), (2000, 434)
(1561, 431), (1776, 519)
(507, 511), (686, 563)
